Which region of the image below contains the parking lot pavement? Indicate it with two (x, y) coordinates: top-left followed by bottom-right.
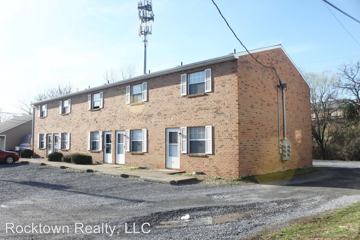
(1, 162), (360, 240)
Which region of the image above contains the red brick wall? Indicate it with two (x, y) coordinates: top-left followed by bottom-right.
(33, 47), (312, 179)
(237, 48), (312, 176)
(34, 60), (241, 178)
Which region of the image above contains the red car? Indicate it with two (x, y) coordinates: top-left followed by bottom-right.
(0, 150), (19, 164)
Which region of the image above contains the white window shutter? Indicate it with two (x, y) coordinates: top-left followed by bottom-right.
(58, 133), (62, 150)
(142, 82), (148, 102)
(99, 92), (104, 108)
(44, 134), (47, 149)
(88, 94), (92, 110)
(125, 130), (130, 152)
(205, 125), (213, 154)
(44, 104), (47, 117)
(180, 74), (187, 96)
(205, 68), (212, 93)
(59, 101), (62, 114)
(67, 133), (71, 150)
(68, 99), (72, 113)
(126, 86), (131, 104)
(142, 128), (147, 153)
(87, 132), (91, 151)
(38, 106), (41, 117)
(37, 134), (40, 149)
(180, 127), (187, 154)
(99, 131), (103, 151)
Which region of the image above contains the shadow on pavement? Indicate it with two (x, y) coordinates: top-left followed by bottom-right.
(0, 162), (29, 168)
(0, 179), (149, 204)
(244, 166), (360, 190)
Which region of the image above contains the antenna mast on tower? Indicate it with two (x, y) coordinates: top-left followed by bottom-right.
(138, 0), (154, 75)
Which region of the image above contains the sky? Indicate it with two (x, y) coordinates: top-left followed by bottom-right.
(0, 0), (359, 113)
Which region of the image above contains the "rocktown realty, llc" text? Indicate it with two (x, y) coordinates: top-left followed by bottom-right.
(4, 222), (151, 237)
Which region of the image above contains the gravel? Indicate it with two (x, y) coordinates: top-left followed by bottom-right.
(0, 161), (360, 239)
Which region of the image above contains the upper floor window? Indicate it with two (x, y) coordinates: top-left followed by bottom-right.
(126, 82), (148, 104)
(39, 104), (47, 118)
(88, 92), (103, 110)
(88, 131), (101, 151)
(59, 99), (71, 115)
(180, 69), (212, 96)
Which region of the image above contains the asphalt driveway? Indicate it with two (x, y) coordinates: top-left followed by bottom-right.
(1, 160), (360, 239)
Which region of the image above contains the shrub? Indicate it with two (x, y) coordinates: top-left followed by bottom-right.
(48, 152), (63, 162)
(62, 154), (72, 163)
(71, 153), (92, 165)
(20, 149), (33, 158)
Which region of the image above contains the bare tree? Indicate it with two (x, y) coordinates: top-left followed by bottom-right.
(306, 72), (339, 159)
(17, 84), (73, 115)
(104, 65), (136, 84)
(338, 61), (360, 116)
(35, 84), (73, 101)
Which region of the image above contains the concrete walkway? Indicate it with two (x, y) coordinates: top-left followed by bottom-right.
(19, 158), (198, 184)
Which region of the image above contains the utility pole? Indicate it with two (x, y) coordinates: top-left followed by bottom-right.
(138, 0), (154, 75)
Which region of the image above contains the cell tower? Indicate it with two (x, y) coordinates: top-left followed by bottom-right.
(138, 0), (154, 75)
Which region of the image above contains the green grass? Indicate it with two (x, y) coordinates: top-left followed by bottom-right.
(260, 201), (360, 240)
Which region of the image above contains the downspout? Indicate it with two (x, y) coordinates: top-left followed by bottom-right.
(31, 106), (35, 152)
(280, 80), (287, 139)
(278, 80), (291, 161)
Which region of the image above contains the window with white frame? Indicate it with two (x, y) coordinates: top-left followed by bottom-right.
(130, 129), (143, 152)
(181, 126), (213, 155)
(60, 99), (71, 114)
(188, 71), (206, 95)
(61, 133), (70, 150)
(189, 127), (206, 153)
(132, 84), (143, 103)
(39, 104), (47, 118)
(89, 131), (101, 151)
(38, 134), (45, 149)
(88, 92), (103, 110)
(126, 82), (148, 104)
(180, 69), (212, 96)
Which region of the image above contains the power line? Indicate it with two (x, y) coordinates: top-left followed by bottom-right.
(321, 0), (360, 25)
(325, 4), (360, 48)
(210, 0), (281, 82)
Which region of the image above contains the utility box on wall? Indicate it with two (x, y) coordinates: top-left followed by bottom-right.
(280, 138), (292, 161)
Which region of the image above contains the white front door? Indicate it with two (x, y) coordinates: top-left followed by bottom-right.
(166, 128), (180, 169)
(47, 134), (53, 155)
(116, 131), (125, 164)
(53, 134), (60, 152)
(103, 131), (112, 164)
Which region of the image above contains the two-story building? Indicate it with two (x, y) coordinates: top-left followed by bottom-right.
(32, 45), (312, 178)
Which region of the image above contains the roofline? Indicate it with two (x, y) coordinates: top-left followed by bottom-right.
(0, 118), (32, 134)
(32, 44), (283, 106)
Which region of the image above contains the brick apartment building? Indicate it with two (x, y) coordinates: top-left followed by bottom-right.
(32, 45), (312, 178)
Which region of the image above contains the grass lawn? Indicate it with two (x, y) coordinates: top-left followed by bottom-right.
(260, 201), (360, 240)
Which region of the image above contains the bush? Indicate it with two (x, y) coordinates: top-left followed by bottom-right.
(62, 154), (72, 163)
(48, 152), (63, 162)
(20, 149), (33, 158)
(70, 153), (92, 165)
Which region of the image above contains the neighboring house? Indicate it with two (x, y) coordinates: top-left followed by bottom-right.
(311, 99), (347, 121)
(0, 115), (32, 151)
(32, 45), (312, 178)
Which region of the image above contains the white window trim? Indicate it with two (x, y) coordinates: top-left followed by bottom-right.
(129, 129), (147, 153)
(60, 132), (70, 150)
(39, 104), (48, 118)
(181, 68), (212, 96)
(59, 99), (71, 115)
(38, 133), (46, 149)
(88, 92), (104, 110)
(89, 131), (102, 152)
(126, 82), (148, 104)
(182, 126), (213, 155)
(188, 127), (207, 154)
